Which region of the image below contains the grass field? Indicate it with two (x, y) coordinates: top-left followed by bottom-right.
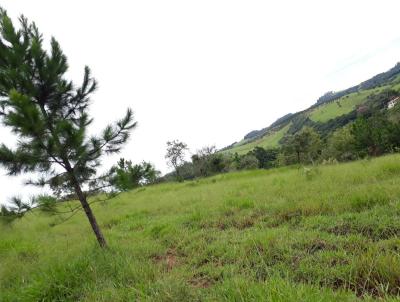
(309, 80), (400, 123)
(2, 154), (400, 301)
(223, 123), (290, 155)
(308, 89), (378, 123)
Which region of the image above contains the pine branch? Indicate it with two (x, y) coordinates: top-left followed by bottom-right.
(42, 192), (121, 227)
(80, 108), (136, 164)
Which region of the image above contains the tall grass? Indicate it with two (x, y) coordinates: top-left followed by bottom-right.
(2, 154), (400, 301)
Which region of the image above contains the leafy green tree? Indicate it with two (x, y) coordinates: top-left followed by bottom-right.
(324, 126), (357, 161)
(237, 154), (259, 170)
(191, 145), (227, 177)
(283, 127), (322, 164)
(351, 114), (400, 157)
(232, 152), (241, 167)
(0, 9), (136, 247)
(108, 158), (160, 192)
(165, 140), (188, 181)
(250, 147), (278, 169)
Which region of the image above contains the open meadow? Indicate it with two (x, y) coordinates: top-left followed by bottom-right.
(2, 154), (400, 301)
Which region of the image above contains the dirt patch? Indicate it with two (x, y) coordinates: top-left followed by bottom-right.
(203, 216), (256, 231)
(327, 223), (400, 241)
(152, 248), (181, 272)
(188, 277), (213, 288)
(291, 239), (337, 255)
(233, 217), (255, 230)
(307, 239), (337, 254)
(188, 273), (218, 288)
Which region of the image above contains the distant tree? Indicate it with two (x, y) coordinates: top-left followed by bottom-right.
(233, 152), (241, 167)
(0, 9), (137, 248)
(208, 153), (228, 174)
(351, 114), (400, 157)
(165, 140), (188, 181)
(237, 154), (259, 170)
(176, 161), (195, 180)
(283, 127), (322, 164)
(108, 159), (160, 192)
(324, 126), (357, 161)
(191, 145), (227, 177)
(366, 89), (398, 111)
(250, 147), (278, 169)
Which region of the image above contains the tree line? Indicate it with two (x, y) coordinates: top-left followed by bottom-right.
(163, 103), (400, 181)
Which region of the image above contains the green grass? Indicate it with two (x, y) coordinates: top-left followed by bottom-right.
(223, 123), (290, 155)
(309, 90), (373, 122)
(310, 78), (400, 123)
(2, 154), (400, 301)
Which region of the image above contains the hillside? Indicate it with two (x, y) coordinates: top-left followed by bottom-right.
(223, 63), (400, 155)
(2, 154), (400, 301)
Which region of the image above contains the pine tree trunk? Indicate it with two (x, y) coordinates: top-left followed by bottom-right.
(73, 180), (108, 248)
(65, 163), (107, 248)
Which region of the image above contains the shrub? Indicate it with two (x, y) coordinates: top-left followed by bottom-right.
(237, 155), (259, 170)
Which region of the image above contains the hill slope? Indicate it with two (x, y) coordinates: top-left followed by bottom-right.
(223, 63), (400, 155)
(2, 155), (400, 301)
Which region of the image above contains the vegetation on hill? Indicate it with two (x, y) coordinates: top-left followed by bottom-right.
(310, 78), (400, 123)
(157, 99), (400, 185)
(310, 89), (377, 123)
(224, 66), (400, 155)
(223, 123), (290, 155)
(316, 62), (400, 105)
(2, 155), (400, 301)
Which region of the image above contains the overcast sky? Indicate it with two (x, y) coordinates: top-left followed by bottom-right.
(1, 0), (400, 204)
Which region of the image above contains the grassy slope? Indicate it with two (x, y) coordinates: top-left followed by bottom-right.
(309, 88), (379, 123)
(223, 123), (290, 155)
(309, 80), (400, 123)
(2, 155), (400, 301)
(225, 77), (400, 155)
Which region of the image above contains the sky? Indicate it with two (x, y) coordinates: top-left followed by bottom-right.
(1, 0), (400, 204)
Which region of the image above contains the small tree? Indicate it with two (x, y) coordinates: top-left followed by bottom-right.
(283, 127), (322, 164)
(165, 140), (188, 181)
(237, 154), (259, 170)
(250, 147), (278, 169)
(108, 158), (160, 192)
(351, 114), (400, 157)
(325, 126), (357, 161)
(0, 9), (137, 247)
(191, 145), (227, 177)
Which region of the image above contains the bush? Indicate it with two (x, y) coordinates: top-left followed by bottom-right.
(324, 126), (357, 161)
(192, 146), (230, 177)
(249, 147), (278, 169)
(237, 154), (259, 170)
(108, 159), (160, 191)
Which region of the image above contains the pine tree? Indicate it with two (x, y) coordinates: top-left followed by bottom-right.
(0, 8), (137, 247)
